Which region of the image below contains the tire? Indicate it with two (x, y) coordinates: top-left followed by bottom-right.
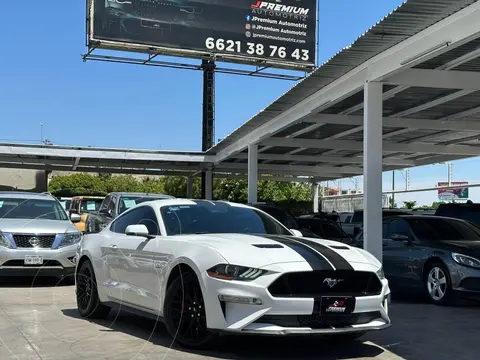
(424, 261), (456, 306)
(163, 272), (216, 349)
(60, 274), (75, 286)
(76, 259), (111, 319)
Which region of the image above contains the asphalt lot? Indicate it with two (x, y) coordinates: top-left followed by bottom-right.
(0, 278), (478, 360)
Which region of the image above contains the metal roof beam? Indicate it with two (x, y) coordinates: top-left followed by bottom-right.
(232, 152), (415, 166)
(0, 163), (193, 177)
(303, 113), (480, 131)
(0, 156), (204, 171)
(212, 2), (480, 162)
(0, 144), (213, 163)
(218, 162), (362, 175)
(72, 157), (80, 171)
(261, 138), (480, 156)
(384, 69), (480, 90)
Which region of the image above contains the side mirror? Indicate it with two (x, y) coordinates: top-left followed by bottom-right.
(391, 233), (409, 242)
(100, 208), (112, 217)
(290, 229), (303, 237)
(70, 213), (81, 223)
(125, 224), (154, 239)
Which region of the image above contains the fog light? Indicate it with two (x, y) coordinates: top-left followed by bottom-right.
(218, 294), (262, 305)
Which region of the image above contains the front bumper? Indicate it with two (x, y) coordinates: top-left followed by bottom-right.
(201, 262), (391, 335)
(0, 246), (77, 277)
(451, 264), (480, 299)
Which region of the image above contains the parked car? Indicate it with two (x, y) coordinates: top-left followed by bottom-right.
(85, 192), (174, 233)
(75, 199), (390, 349)
(0, 191), (82, 283)
(296, 215), (353, 244)
(58, 197), (72, 211)
(68, 196), (105, 232)
(249, 203), (319, 237)
(353, 215), (480, 305)
(341, 209), (411, 237)
(435, 201), (480, 225)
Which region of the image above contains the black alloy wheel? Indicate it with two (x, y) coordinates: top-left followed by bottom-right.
(76, 260), (111, 318)
(164, 272), (216, 349)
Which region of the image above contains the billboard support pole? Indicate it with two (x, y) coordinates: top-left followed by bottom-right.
(201, 59), (216, 199)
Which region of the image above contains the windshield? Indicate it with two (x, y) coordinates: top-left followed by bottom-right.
(160, 202), (292, 236)
(118, 196), (169, 214)
(80, 199), (103, 213)
(0, 198), (68, 220)
(408, 217), (480, 241)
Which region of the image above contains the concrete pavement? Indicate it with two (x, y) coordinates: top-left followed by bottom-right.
(1, 278), (476, 360)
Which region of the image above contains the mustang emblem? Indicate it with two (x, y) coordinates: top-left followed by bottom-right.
(323, 278), (344, 288)
(29, 237), (40, 247)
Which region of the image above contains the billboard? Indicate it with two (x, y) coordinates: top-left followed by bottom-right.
(437, 181), (469, 201)
(87, 0), (317, 70)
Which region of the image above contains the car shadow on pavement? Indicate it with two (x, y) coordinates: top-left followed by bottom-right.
(365, 294), (480, 360)
(0, 276), (72, 288)
(62, 308), (386, 359)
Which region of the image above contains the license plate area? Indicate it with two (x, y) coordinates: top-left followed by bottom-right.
(24, 255), (43, 265)
(320, 296), (355, 315)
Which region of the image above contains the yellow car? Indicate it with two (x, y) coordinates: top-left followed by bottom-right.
(68, 196), (105, 232)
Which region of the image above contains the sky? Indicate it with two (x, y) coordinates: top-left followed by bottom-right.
(1, 0), (479, 207)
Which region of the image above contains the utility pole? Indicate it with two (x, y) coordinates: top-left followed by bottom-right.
(447, 162), (453, 186)
(391, 170), (395, 207)
(40, 122), (44, 144)
(200, 59), (215, 199)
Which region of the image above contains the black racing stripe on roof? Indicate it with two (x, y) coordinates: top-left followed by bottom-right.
(289, 237), (354, 271)
(258, 235), (334, 270)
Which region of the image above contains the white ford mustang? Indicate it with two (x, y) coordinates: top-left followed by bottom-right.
(75, 199), (391, 348)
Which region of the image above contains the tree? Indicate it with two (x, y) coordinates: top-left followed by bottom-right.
(49, 173), (107, 197)
(48, 173), (314, 205)
(403, 200), (417, 209)
(388, 197), (397, 208)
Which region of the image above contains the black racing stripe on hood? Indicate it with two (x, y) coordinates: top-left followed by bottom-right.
(258, 235), (335, 270)
(289, 236), (354, 271)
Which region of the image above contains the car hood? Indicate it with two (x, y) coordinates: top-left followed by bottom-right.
(0, 218), (79, 234)
(183, 233), (379, 269)
(438, 240), (480, 257)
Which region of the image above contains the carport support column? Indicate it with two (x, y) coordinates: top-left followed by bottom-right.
(205, 169), (213, 200)
(186, 175), (193, 198)
(248, 144), (258, 203)
(313, 180), (319, 213)
(363, 81), (383, 262)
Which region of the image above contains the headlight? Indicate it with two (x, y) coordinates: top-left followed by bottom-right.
(451, 253), (480, 269)
(0, 232), (12, 249)
(376, 266), (385, 280)
(207, 264), (267, 281)
(59, 232), (82, 248)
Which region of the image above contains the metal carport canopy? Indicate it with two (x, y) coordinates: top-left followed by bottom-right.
(206, 0), (480, 260)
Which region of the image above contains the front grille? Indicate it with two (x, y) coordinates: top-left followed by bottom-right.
(268, 270), (383, 298)
(13, 234), (56, 248)
(1, 260), (62, 267)
(258, 311), (381, 329)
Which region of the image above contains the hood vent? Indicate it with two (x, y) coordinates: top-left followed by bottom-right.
(253, 244), (284, 249)
(329, 245), (350, 250)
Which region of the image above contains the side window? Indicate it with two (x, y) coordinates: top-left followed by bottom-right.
(110, 206), (160, 235)
(386, 219), (411, 239)
(382, 222), (388, 238)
